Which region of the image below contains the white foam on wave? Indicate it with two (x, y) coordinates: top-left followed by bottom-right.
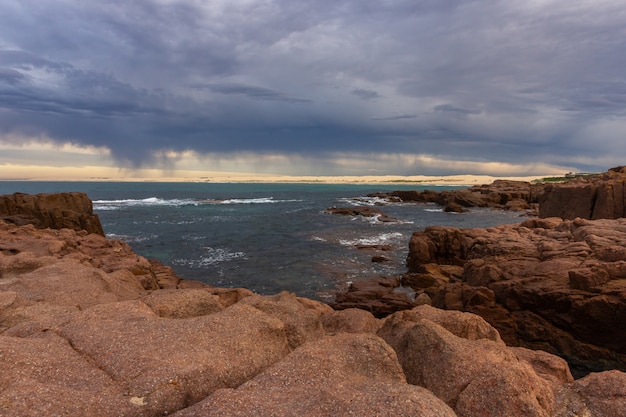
(339, 232), (404, 247)
(214, 197), (303, 205)
(94, 196), (303, 210)
(350, 214), (413, 225)
(337, 196), (396, 207)
(93, 197), (198, 210)
(171, 247), (246, 268)
(105, 233), (157, 243)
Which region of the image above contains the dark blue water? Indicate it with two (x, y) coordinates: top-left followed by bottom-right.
(0, 181), (528, 300)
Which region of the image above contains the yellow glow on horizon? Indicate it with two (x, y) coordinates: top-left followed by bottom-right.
(0, 137), (111, 156)
(1, 138), (572, 181)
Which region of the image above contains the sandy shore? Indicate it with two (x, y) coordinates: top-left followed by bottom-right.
(189, 174), (557, 185)
(1, 173), (559, 186)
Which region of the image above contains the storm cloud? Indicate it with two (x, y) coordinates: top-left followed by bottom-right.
(1, 0), (626, 175)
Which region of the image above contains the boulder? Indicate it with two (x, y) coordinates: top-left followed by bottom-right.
(0, 192), (104, 235)
(141, 288), (224, 318)
(369, 179), (541, 212)
(325, 206), (399, 222)
(538, 166), (626, 219)
(239, 291), (330, 349)
(321, 307), (382, 334)
(0, 333), (136, 417)
(403, 217), (626, 376)
(59, 301), (292, 416)
(510, 346), (574, 384)
(171, 333), (457, 417)
(554, 370), (626, 417)
(378, 308), (555, 417)
(331, 276), (415, 317)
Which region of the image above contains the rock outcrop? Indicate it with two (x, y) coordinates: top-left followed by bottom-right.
(370, 166), (626, 221)
(325, 206), (399, 222)
(369, 179), (542, 213)
(538, 166), (626, 219)
(331, 276), (416, 317)
(402, 217), (626, 377)
(3, 193), (626, 416)
(333, 167), (626, 377)
(0, 192), (104, 235)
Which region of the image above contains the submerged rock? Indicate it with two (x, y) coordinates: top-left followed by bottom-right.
(325, 206), (400, 222)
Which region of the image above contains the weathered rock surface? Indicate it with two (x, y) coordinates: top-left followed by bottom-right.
(369, 179), (542, 213)
(539, 166), (626, 219)
(325, 205), (400, 222)
(378, 307), (555, 417)
(403, 217), (626, 376)
(370, 166), (626, 221)
(0, 192), (104, 235)
(331, 276), (416, 317)
(2, 192), (626, 416)
(172, 333), (457, 417)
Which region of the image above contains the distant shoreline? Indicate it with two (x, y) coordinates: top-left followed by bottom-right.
(0, 174), (558, 186)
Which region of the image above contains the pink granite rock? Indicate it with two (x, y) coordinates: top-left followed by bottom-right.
(321, 307), (382, 334)
(0, 332), (136, 417)
(403, 217), (626, 375)
(171, 333), (457, 417)
(141, 288), (224, 318)
(0, 191), (104, 235)
(554, 370), (626, 417)
(378, 309), (555, 417)
(239, 291), (331, 349)
(4, 193), (626, 417)
(59, 301), (291, 416)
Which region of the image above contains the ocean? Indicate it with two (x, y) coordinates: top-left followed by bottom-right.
(0, 181), (527, 300)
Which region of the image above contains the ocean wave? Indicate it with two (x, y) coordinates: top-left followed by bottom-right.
(94, 196), (303, 210)
(339, 232), (404, 247)
(337, 196), (391, 207)
(422, 208), (444, 213)
(171, 247), (246, 268)
(93, 197), (198, 210)
(350, 214), (413, 225)
(105, 233), (157, 243)
(207, 197), (303, 205)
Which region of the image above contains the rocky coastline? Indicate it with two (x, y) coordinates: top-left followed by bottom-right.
(2, 181), (626, 416)
(332, 167), (626, 379)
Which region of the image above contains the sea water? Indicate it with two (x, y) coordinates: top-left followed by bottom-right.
(0, 181), (527, 300)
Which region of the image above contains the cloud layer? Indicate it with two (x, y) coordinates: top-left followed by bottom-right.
(1, 0), (626, 175)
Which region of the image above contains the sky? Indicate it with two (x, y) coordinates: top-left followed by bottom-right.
(1, 0), (626, 179)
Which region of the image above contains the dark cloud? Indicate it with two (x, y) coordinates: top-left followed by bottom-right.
(1, 0), (626, 174)
(352, 89), (381, 100)
(197, 83), (310, 103)
(433, 104), (481, 116)
(0, 68), (27, 85)
(371, 114), (417, 121)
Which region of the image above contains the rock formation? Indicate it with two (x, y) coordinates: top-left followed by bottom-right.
(325, 206), (399, 222)
(0, 192), (104, 235)
(3, 193), (626, 416)
(538, 166), (626, 219)
(2, 220), (625, 416)
(332, 167), (626, 378)
(403, 217), (626, 376)
(369, 166), (626, 221)
(368, 179), (542, 213)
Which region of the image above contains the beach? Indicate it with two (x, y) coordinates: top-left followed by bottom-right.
(0, 166), (558, 186)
